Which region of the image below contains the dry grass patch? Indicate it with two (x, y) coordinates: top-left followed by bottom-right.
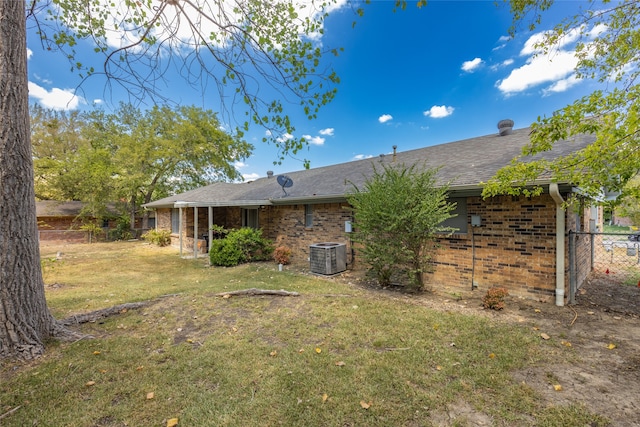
(0, 242), (609, 426)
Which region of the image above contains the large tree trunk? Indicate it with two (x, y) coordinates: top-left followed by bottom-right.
(0, 0), (58, 359)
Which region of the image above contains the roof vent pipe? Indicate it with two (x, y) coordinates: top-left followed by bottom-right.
(497, 119), (514, 136)
(266, 170), (274, 178)
(392, 145), (397, 161)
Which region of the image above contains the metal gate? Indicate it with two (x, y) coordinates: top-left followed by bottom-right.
(569, 231), (640, 304)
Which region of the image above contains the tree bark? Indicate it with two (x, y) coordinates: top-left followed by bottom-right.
(59, 302), (148, 326)
(0, 0), (58, 359)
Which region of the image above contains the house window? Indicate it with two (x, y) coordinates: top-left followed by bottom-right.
(242, 208), (259, 229)
(440, 197), (467, 233)
(305, 204), (313, 228)
(171, 209), (180, 234)
(102, 219), (110, 228)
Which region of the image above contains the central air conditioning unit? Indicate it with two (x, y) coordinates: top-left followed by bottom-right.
(309, 242), (347, 275)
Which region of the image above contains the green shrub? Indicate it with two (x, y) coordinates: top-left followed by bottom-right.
(141, 229), (172, 247)
(79, 221), (104, 243)
(209, 238), (244, 266)
(113, 215), (133, 241)
(273, 245), (292, 265)
(209, 227), (273, 267)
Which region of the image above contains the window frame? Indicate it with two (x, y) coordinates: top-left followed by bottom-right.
(304, 204), (313, 228)
(242, 208), (259, 229)
(440, 197), (468, 234)
(171, 209), (180, 234)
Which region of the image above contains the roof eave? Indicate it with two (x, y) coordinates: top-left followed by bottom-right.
(268, 194), (348, 205)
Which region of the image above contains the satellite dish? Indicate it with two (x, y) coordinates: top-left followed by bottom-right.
(276, 175), (294, 196)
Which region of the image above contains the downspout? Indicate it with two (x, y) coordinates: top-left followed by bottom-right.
(549, 183), (565, 307)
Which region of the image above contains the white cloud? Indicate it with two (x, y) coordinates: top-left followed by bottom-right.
(28, 82), (83, 110)
(423, 105), (454, 119)
(26, 48), (32, 60)
(461, 57), (483, 72)
(319, 128), (334, 136)
(303, 134), (325, 146)
(33, 73), (53, 85)
(353, 154), (373, 160)
(276, 133), (294, 143)
(543, 74), (580, 95)
(495, 25), (603, 95)
(490, 58), (514, 72)
(242, 172), (260, 182)
(235, 161), (247, 169)
(496, 48), (578, 94)
(92, 99), (104, 105)
(378, 114), (393, 124)
(589, 23), (608, 38)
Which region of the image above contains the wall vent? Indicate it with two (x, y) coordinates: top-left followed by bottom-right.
(309, 242), (347, 275)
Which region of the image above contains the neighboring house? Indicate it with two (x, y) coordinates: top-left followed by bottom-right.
(36, 201), (156, 242)
(144, 124), (602, 306)
(36, 201), (109, 243)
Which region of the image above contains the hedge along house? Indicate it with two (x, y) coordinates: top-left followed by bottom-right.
(143, 123), (601, 306)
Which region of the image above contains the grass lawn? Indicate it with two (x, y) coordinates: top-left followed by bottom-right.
(0, 242), (607, 426)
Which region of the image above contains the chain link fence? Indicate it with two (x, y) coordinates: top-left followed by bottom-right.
(570, 231), (640, 303)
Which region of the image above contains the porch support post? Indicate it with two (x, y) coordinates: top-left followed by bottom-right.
(178, 206), (184, 257)
(194, 206), (198, 259)
(208, 206), (213, 248)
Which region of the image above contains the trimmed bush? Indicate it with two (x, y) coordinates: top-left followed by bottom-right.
(482, 287), (509, 310)
(209, 227), (273, 267)
(273, 245), (292, 265)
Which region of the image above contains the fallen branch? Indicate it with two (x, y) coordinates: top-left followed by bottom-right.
(215, 288), (300, 297)
(59, 302), (148, 326)
(569, 306), (578, 327)
(0, 406), (21, 421)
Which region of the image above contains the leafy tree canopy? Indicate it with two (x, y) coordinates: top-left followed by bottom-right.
(30, 0), (349, 166)
(618, 175), (640, 226)
(483, 0), (640, 200)
(31, 103), (252, 224)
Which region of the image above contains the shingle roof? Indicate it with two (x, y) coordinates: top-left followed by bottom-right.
(36, 201), (120, 217)
(36, 201), (86, 217)
(144, 127), (594, 209)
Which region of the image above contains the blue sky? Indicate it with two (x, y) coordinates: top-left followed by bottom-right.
(25, 1), (605, 183)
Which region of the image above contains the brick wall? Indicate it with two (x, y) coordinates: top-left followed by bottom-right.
(261, 203), (353, 266)
(38, 216), (76, 230)
(38, 216), (87, 243)
(157, 209), (171, 230)
(423, 194), (560, 301)
(38, 230), (88, 243)
(152, 194), (600, 303)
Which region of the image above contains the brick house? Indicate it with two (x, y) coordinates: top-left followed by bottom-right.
(144, 125), (601, 305)
(36, 201), (155, 242)
(36, 201), (106, 243)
